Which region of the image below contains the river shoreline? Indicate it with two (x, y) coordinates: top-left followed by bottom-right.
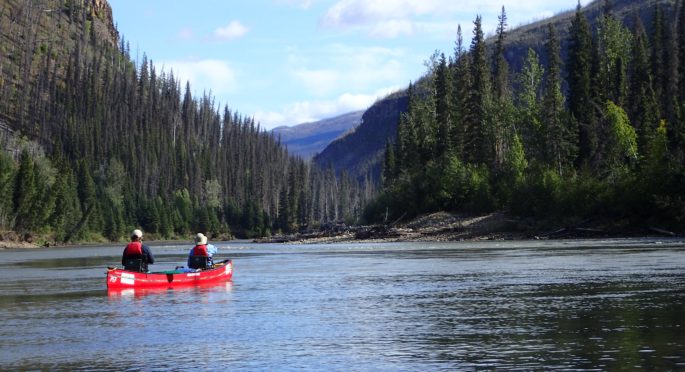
(256, 212), (683, 244)
(2, 212), (681, 249)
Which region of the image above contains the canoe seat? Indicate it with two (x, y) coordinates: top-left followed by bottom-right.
(189, 256), (212, 270)
(123, 258), (144, 272)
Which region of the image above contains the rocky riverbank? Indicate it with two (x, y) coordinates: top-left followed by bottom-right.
(0, 231), (40, 249)
(256, 211), (681, 244)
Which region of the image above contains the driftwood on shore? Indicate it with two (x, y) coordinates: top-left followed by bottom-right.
(254, 211), (684, 245)
(255, 223), (401, 243)
(256, 212), (520, 243)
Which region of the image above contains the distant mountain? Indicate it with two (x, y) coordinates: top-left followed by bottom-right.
(272, 110), (364, 160)
(313, 0), (676, 184)
(313, 91), (408, 181)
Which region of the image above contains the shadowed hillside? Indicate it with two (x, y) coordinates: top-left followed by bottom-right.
(314, 92), (408, 182)
(272, 110), (363, 160)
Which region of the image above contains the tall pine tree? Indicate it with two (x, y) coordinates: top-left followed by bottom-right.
(567, 1), (594, 166)
(465, 15), (492, 166)
(629, 15), (660, 153)
(542, 24), (576, 175)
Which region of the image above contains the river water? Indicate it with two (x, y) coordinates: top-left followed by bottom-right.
(1, 238), (685, 370)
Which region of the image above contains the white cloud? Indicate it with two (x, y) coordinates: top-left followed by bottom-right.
(293, 69), (341, 96)
(254, 86), (400, 129)
(369, 19), (414, 38)
(289, 44), (407, 97)
(322, 0), (461, 28)
(321, 0), (580, 38)
(275, 0), (314, 9)
(214, 21), (249, 40)
(163, 59), (238, 99)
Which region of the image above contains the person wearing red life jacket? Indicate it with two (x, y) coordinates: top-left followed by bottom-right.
(121, 229), (155, 272)
(187, 233), (217, 269)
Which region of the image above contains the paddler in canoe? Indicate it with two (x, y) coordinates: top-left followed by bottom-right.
(187, 232), (218, 269)
(121, 229), (155, 272)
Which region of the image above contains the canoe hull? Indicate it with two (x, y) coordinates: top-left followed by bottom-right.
(106, 260), (233, 289)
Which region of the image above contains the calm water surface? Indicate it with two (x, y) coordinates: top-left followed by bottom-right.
(1, 238), (685, 370)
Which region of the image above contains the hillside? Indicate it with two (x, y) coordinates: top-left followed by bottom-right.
(315, 0), (678, 184)
(314, 91), (408, 181)
(272, 110), (363, 160)
(0, 0), (367, 245)
(0, 0), (118, 124)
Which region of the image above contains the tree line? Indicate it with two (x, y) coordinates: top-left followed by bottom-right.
(0, 0), (367, 243)
(371, 1), (685, 231)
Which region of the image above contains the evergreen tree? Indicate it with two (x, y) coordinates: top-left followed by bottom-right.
(517, 48), (544, 161)
(642, 120), (670, 185)
(13, 151), (36, 232)
(396, 84), (420, 174)
(492, 6), (513, 169)
(592, 8), (632, 170)
(629, 16), (660, 153)
(500, 132), (528, 204)
(493, 6), (510, 102)
(76, 159), (97, 228)
(597, 8), (632, 106)
(652, 5), (666, 110)
(567, 1), (594, 166)
(0, 152), (16, 229)
(383, 139), (396, 188)
(465, 15), (493, 165)
(542, 24), (576, 175)
(451, 25), (471, 159)
(664, 16), (680, 128)
(50, 167), (82, 242)
(435, 53), (453, 159)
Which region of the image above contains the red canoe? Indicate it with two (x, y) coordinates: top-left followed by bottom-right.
(106, 259), (233, 289)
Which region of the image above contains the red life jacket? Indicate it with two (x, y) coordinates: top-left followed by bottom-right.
(124, 241), (143, 257)
(192, 244), (209, 256)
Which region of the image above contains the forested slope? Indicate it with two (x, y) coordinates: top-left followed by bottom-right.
(317, 0), (679, 187)
(0, 0), (366, 244)
(368, 0), (685, 233)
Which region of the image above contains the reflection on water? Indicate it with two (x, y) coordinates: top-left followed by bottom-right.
(0, 239), (684, 370)
(107, 280), (234, 299)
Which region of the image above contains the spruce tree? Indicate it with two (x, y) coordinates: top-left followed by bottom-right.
(0, 152), (16, 229)
(435, 53), (453, 159)
(517, 48), (544, 161)
(567, 1), (593, 165)
(493, 6), (510, 101)
(629, 16), (660, 153)
(664, 18), (680, 127)
(492, 6), (513, 169)
(452, 25), (470, 159)
(465, 15), (492, 165)
(652, 5), (666, 110)
(383, 139), (396, 188)
(13, 151), (36, 232)
(542, 24), (576, 175)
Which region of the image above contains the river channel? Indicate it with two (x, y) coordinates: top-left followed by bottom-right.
(1, 238), (684, 370)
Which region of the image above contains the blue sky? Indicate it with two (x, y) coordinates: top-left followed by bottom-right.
(108, 0), (583, 130)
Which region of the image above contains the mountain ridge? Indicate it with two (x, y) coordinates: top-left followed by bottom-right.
(271, 110), (364, 160)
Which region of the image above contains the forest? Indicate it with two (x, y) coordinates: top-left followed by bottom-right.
(0, 0), (368, 244)
(369, 1), (685, 232)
